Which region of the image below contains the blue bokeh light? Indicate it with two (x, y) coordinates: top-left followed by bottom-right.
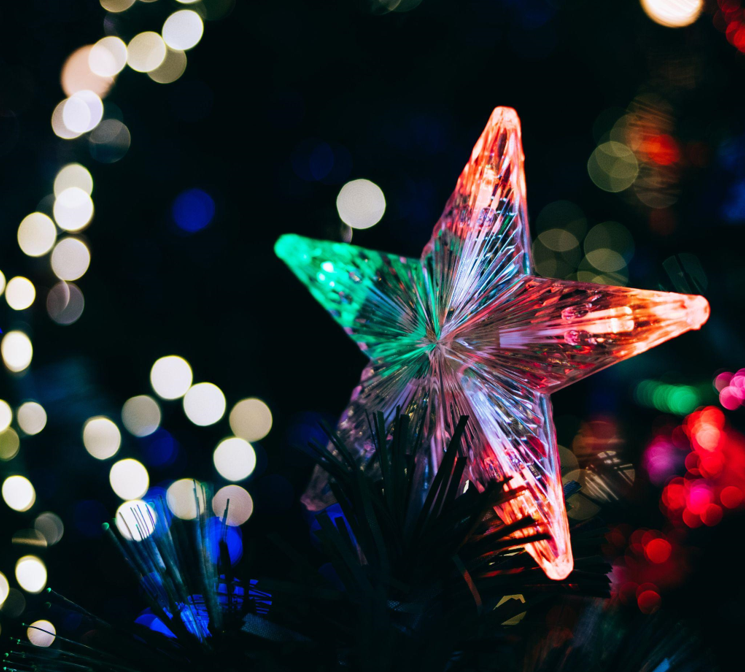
(172, 189), (215, 232)
(140, 429), (179, 467)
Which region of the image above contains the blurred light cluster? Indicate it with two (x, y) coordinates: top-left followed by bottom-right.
(1, 401), (47, 467)
(532, 200), (634, 285)
(147, 355), (271, 474)
(715, 368), (745, 410)
(80, 412), (150, 504)
(89, 357), (271, 527)
(714, 0), (745, 53)
(642, 407), (745, 529)
(565, 417), (636, 511)
(163, 479), (253, 528)
(3, 0), (221, 377)
(0, 0), (227, 616)
(635, 378), (707, 415)
(606, 525), (689, 614)
(589, 98), (707, 235)
(12, 162), (93, 335)
(608, 401), (743, 614)
(641, 0), (703, 28)
(54, 4), (205, 140)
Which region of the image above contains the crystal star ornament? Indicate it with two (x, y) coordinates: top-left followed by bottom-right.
(275, 107), (710, 580)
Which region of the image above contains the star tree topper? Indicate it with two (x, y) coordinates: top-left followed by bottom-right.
(276, 108), (709, 580)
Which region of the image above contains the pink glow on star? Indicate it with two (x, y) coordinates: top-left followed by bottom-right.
(278, 107), (710, 580)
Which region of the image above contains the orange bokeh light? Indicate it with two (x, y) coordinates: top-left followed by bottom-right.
(61, 46), (114, 98)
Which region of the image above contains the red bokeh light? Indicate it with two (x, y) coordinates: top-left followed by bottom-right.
(643, 134), (680, 166)
(637, 590), (661, 614)
(645, 538), (672, 564)
(720, 486), (744, 509)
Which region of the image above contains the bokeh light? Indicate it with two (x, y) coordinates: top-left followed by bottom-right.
(336, 179), (386, 229)
(51, 238), (91, 281)
(584, 222), (634, 260)
(89, 37), (128, 77)
(588, 141), (639, 192)
(0, 400), (12, 432)
(83, 416), (121, 460)
(0, 270), (5, 295)
(148, 48), (187, 84)
(0, 429), (21, 461)
(17, 402), (47, 436)
(162, 11), (204, 51)
(229, 398), (273, 441)
(2, 331), (33, 372)
(116, 500), (157, 540)
(122, 395), (161, 437)
(715, 369), (745, 411)
(54, 164), (93, 197)
(15, 556), (47, 593)
(636, 379), (701, 415)
(27, 620), (56, 647)
(2, 588), (26, 618)
(62, 90), (104, 134)
(17, 213), (57, 257)
(34, 512), (64, 545)
(5, 276), (35, 310)
(127, 33), (167, 73)
(61, 46), (113, 98)
(640, 0), (702, 27)
(89, 119), (131, 163)
(47, 282), (85, 325)
(212, 484), (254, 526)
(110, 459), (149, 500)
(167, 478), (206, 520)
(140, 429), (178, 467)
(150, 356), (193, 400)
(213, 438), (256, 481)
(2, 476), (35, 512)
(183, 383), (226, 426)
(172, 189), (215, 232)
(54, 188), (94, 232)
(100, 0), (135, 11)
(52, 100), (82, 140)
(0, 573), (8, 606)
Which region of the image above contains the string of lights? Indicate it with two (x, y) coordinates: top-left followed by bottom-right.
(0, 0), (261, 632)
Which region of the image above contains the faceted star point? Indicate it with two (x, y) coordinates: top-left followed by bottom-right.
(276, 107), (710, 580)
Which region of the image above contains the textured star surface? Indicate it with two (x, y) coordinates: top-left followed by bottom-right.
(275, 107), (710, 580)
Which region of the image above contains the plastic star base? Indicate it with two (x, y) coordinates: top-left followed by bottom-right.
(276, 108), (709, 580)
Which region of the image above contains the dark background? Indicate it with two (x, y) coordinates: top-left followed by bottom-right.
(1, 0), (744, 667)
